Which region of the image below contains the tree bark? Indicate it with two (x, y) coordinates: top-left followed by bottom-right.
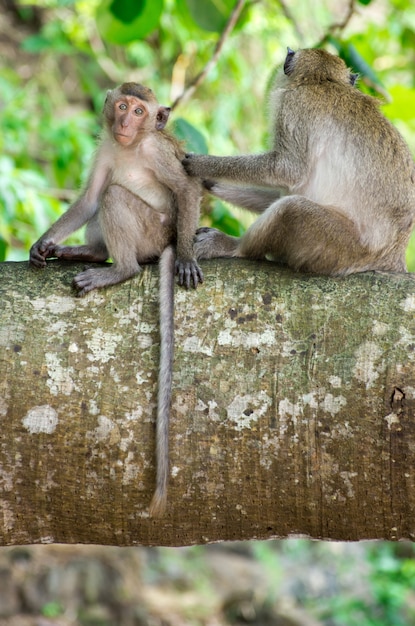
(1, 259), (415, 546)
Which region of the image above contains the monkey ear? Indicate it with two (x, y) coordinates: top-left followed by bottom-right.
(284, 47), (296, 75)
(156, 106), (171, 131)
(350, 73), (359, 86)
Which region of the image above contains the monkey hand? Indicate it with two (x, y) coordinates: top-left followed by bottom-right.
(182, 153), (208, 178)
(29, 239), (58, 268)
(175, 258), (204, 289)
(202, 179), (216, 191)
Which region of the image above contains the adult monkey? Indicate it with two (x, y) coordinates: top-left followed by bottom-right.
(183, 48), (415, 275)
(30, 82), (204, 517)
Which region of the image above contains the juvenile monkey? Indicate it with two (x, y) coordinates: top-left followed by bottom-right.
(30, 82), (204, 517)
(183, 48), (415, 275)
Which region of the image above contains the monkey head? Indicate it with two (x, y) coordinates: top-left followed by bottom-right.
(103, 82), (171, 147)
(283, 48), (359, 87)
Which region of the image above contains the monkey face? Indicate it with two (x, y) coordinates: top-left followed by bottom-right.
(112, 95), (150, 147)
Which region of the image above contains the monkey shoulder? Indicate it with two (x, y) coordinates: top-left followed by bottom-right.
(140, 131), (183, 161)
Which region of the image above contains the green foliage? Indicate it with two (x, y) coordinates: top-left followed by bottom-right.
(316, 543), (415, 626)
(42, 601), (64, 618)
(170, 117), (209, 154)
(97, 0), (164, 44)
(1, 0), (415, 271)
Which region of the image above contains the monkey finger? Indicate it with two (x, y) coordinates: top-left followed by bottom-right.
(176, 260), (193, 289)
(72, 268), (97, 297)
(181, 154), (198, 176)
(191, 263), (204, 288)
(202, 179), (216, 190)
(176, 260), (204, 289)
(29, 246), (48, 268)
(29, 255), (47, 268)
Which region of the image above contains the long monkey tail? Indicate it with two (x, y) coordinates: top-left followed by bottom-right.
(149, 245), (175, 517)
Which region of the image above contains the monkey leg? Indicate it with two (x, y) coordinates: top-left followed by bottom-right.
(73, 184), (172, 296)
(237, 195), (376, 275)
(51, 215), (109, 263)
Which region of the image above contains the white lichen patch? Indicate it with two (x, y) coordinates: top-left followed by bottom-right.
(90, 415), (121, 445)
(352, 341), (383, 388)
(0, 323), (25, 347)
(401, 294), (415, 312)
(45, 352), (75, 396)
(384, 413), (400, 428)
(328, 376), (342, 388)
(339, 471), (358, 499)
(321, 393), (347, 416)
(183, 336), (213, 356)
(124, 407), (143, 421)
(372, 320), (390, 336)
(86, 328), (122, 363)
(22, 405), (58, 434)
(278, 398), (303, 430)
(31, 295), (76, 314)
(135, 371), (150, 385)
(0, 396), (8, 417)
(227, 391), (272, 430)
(278, 391), (348, 433)
(0, 500), (15, 531)
(122, 451), (140, 485)
(218, 329), (276, 349)
(195, 399), (220, 421)
(259, 434), (281, 469)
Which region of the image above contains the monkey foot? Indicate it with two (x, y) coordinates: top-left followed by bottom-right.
(194, 227), (239, 260)
(175, 258), (204, 289)
(73, 266), (140, 297)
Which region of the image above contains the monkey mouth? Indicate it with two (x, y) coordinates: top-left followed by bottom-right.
(114, 132), (134, 143)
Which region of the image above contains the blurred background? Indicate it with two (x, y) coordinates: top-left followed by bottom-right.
(1, 0), (415, 624)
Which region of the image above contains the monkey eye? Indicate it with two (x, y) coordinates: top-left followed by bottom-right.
(118, 103), (127, 110)
(135, 107), (144, 115)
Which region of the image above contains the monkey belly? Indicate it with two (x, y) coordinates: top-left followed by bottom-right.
(99, 184), (175, 263)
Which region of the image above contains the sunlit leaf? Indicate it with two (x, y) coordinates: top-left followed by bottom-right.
(211, 200), (245, 237)
(96, 0), (163, 44)
(0, 238), (7, 262)
(329, 38), (384, 90)
(176, 0), (241, 33)
(382, 85), (415, 123)
(171, 118), (208, 154)
(110, 0), (145, 24)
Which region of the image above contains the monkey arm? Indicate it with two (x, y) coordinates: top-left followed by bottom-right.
(154, 148), (204, 288)
(30, 162), (112, 268)
(182, 152), (294, 188)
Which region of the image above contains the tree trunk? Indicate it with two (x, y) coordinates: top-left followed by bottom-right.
(1, 259), (415, 546)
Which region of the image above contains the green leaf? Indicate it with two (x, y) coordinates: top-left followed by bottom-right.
(177, 0), (238, 33)
(0, 238), (7, 262)
(96, 0), (163, 44)
(171, 118), (208, 154)
(110, 0), (145, 24)
(382, 85), (415, 123)
(329, 38), (384, 90)
(211, 200), (245, 237)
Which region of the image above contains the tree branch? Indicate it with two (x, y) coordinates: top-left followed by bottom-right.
(1, 259), (415, 546)
(171, 0), (247, 110)
(317, 0), (356, 47)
